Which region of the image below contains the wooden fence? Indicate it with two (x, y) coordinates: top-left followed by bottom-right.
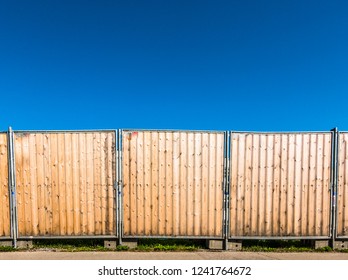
(14, 131), (116, 237)
(0, 128), (348, 245)
(229, 132), (332, 238)
(122, 130), (225, 238)
(0, 133), (10, 238)
(338, 132), (348, 238)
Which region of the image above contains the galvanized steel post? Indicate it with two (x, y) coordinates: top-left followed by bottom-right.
(223, 131), (231, 250)
(7, 127), (17, 248)
(114, 130), (119, 243)
(117, 129), (123, 245)
(330, 127), (339, 248)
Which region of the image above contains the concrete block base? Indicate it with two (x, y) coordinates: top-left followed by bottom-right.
(314, 240), (329, 249)
(228, 241), (242, 251)
(206, 240), (223, 250)
(104, 240), (117, 249)
(334, 241), (348, 250)
(122, 239), (138, 249)
(16, 240), (33, 249)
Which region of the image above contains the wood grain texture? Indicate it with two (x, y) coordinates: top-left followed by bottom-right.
(0, 133), (10, 237)
(14, 132), (116, 237)
(229, 133), (332, 238)
(338, 133), (348, 237)
(122, 130), (224, 237)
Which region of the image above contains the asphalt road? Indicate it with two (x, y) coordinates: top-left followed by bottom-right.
(1, 250), (348, 260)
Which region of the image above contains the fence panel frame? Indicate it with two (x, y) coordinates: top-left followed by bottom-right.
(336, 130), (348, 239)
(0, 130), (14, 243)
(228, 131), (335, 240)
(11, 129), (118, 240)
(121, 129), (227, 239)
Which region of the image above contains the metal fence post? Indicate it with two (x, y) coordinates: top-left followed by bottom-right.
(117, 129), (123, 245)
(7, 127), (17, 248)
(330, 127), (338, 248)
(223, 131), (231, 250)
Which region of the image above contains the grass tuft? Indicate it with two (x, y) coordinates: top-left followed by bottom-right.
(242, 240), (313, 252)
(32, 239), (111, 252)
(134, 239), (203, 252)
(0, 246), (16, 252)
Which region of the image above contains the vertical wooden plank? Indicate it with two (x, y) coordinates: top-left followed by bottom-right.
(99, 133), (106, 235)
(215, 133), (224, 237)
(301, 134), (310, 236)
(71, 133), (80, 235)
(57, 133), (67, 235)
(201, 133), (209, 236)
(279, 134), (288, 236)
(193, 133), (201, 236)
(144, 132), (152, 235)
(0, 134), (10, 236)
(106, 132), (115, 235)
(265, 135), (273, 236)
(244, 134), (252, 236)
(315, 134), (324, 235)
(129, 132), (138, 235)
(186, 132), (194, 236)
(344, 133), (348, 237)
(337, 134), (343, 236)
(339, 134), (348, 236)
(158, 132), (166, 235)
(86, 133), (95, 235)
(64, 133), (73, 235)
(165, 132), (173, 235)
(236, 134), (245, 236)
(251, 134), (260, 236)
(93, 132), (101, 235)
(15, 135), (23, 235)
(49, 134), (59, 235)
(43, 134), (52, 235)
(122, 132), (130, 235)
(78, 133), (87, 235)
(272, 134), (281, 236)
(308, 134), (317, 235)
(293, 134), (302, 236)
(179, 132), (188, 235)
(28, 134), (38, 236)
(258, 134), (266, 235)
(172, 132), (180, 236)
(208, 133), (216, 236)
(322, 133), (331, 236)
(35, 134), (45, 235)
(136, 132), (144, 235)
(286, 134), (295, 235)
(343, 134), (348, 236)
(230, 133), (238, 236)
(22, 134), (31, 236)
(151, 132), (159, 235)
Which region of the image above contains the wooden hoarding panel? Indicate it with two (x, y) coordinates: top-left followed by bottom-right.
(0, 133), (10, 237)
(122, 130), (224, 238)
(15, 132), (116, 237)
(338, 133), (348, 237)
(230, 133), (332, 238)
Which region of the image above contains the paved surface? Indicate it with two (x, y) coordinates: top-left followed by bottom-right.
(1, 250), (348, 260)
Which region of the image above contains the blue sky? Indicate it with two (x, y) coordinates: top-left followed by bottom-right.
(0, 0), (347, 132)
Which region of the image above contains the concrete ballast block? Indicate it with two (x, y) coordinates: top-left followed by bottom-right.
(206, 240), (223, 250)
(104, 240), (117, 249)
(228, 242), (242, 251)
(334, 241), (348, 250)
